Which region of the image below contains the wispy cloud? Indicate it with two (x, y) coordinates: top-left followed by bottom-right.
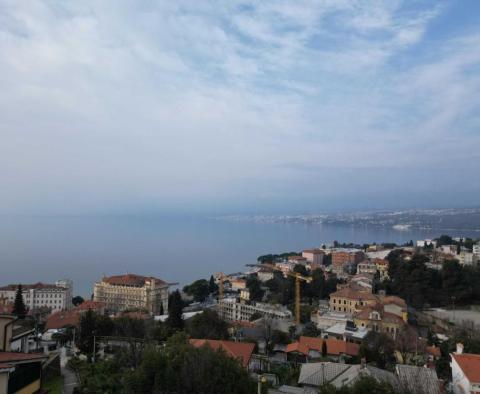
(0, 0), (478, 213)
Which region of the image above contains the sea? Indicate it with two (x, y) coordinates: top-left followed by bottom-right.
(0, 214), (477, 297)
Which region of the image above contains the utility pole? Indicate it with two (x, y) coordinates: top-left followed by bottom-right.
(257, 375), (266, 394)
(92, 332), (96, 364)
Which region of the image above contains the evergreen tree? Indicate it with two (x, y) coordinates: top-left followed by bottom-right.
(78, 309), (97, 357)
(322, 340), (328, 358)
(167, 290), (184, 330)
(159, 302), (164, 316)
(209, 275), (217, 294)
(12, 284), (27, 318)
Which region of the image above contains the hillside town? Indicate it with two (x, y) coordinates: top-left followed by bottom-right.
(1, 235), (480, 393)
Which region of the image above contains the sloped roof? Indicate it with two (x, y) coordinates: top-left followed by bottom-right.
(45, 310), (80, 330)
(382, 296), (407, 308)
(298, 362), (351, 386)
(0, 282), (61, 291)
(426, 346), (441, 358)
(396, 365), (440, 394)
(45, 300), (104, 329)
(0, 352), (47, 364)
(451, 353), (480, 383)
(299, 362), (398, 389)
(285, 336), (359, 357)
(189, 339), (255, 368)
(102, 274), (166, 287)
(330, 287), (378, 302)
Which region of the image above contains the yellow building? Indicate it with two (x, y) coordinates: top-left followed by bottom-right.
(353, 296), (408, 338)
(329, 287), (379, 314)
(93, 273), (171, 315)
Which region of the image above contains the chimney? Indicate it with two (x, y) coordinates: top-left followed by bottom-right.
(456, 343), (464, 354)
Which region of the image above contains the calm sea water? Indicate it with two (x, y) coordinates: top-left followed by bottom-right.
(0, 215), (477, 297)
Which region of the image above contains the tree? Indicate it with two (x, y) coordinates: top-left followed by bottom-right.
(209, 275), (217, 294)
(183, 279), (210, 303)
(72, 296), (85, 306)
(186, 309), (228, 339)
(167, 290), (184, 330)
(322, 340), (328, 358)
(78, 309), (97, 356)
(308, 269), (326, 299)
(246, 276), (264, 302)
(12, 285), (27, 318)
(359, 332), (396, 370)
(124, 335), (255, 393)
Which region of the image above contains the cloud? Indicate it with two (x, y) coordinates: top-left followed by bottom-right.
(0, 0), (478, 213)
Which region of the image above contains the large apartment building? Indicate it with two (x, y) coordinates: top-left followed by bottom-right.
(331, 249), (365, 275)
(0, 280), (73, 313)
(218, 298), (292, 321)
(93, 274), (170, 315)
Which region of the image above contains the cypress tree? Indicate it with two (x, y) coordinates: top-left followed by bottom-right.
(322, 340), (327, 358)
(167, 290), (184, 330)
(12, 284), (27, 318)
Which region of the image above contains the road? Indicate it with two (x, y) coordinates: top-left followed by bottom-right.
(60, 347), (79, 394)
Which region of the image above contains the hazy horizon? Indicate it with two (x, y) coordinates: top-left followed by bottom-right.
(1, 1), (479, 215)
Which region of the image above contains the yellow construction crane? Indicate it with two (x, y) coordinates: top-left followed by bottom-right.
(249, 264), (311, 325)
(217, 272), (225, 301)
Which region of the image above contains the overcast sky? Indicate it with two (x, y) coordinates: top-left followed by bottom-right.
(0, 1), (479, 215)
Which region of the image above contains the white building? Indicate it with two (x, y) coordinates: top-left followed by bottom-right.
(257, 270), (274, 283)
(450, 344), (480, 394)
(417, 239), (437, 248)
(473, 244), (480, 256)
(0, 280), (73, 312)
(302, 249), (324, 265)
(275, 262), (296, 276)
(457, 251), (477, 266)
(218, 298), (292, 322)
(356, 261), (377, 275)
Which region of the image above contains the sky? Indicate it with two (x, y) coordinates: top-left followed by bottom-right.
(0, 0), (479, 215)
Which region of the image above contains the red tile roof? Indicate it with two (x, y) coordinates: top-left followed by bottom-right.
(189, 339), (255, 368)
(45, 310), (80, 330)
(285, 336), (359, 357)
(102, 274), (166, 287)
(330, 287), (378, 302)
(45, 301), (104, 329)
(382, 296), (407, 308)
(451, 353), (480, 383)
(75, 301), (103, 311)
(0, 282), (60, 291)
(426, 346), (441, 358)
(0, 352), (47, 364)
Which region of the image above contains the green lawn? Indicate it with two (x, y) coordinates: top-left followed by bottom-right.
(43, 374), (63, 394)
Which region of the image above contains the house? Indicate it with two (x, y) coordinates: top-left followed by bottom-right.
(189, 339), (255, 370)
(324, 321), (370, 344)
(284, 336), (359, 363)
(302, 249), (324, 267)
(45, 300), (104, 330)
(396, 364), (442, 394)
(298, 362), (398, 390)
(356, 261), (377, 275)
(372, 258), (389, 280)
(329, 287), (378, 314)
(288, 256), (308, 265)
(257, 270), (275, 283)
(231, 278), (247, 291)
(0, 352), (48, 394)
(450, 343), (480, 394)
